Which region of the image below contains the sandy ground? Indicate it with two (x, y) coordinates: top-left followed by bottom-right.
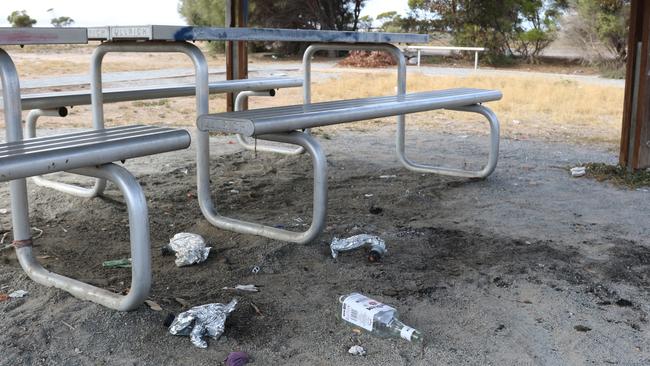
(0, 122), (649, 365)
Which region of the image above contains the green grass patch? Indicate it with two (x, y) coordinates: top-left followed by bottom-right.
(585, 162), (650, 188)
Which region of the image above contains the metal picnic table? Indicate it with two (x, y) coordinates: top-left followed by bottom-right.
(0, 26), (428, 310)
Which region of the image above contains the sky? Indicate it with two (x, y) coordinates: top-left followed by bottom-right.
(0, 0), (409, 27)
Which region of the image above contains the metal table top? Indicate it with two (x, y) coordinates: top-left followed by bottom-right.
(87, 25), (428, 44)
(0, 28), (87, 45)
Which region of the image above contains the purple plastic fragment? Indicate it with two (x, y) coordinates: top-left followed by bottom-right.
(224, 351), (250, 366)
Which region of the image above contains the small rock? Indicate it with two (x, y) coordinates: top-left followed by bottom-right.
(574, 325), (591, 332)
(615, 299), (633, 307)
(8, 290), (28, 298)
(348, 345), (366, 356)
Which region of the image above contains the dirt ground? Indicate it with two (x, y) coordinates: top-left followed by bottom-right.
(0, 47), (648, 365)
(1, 123), (649, 365)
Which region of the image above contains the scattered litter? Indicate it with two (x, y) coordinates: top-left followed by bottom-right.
(0, 232), (10, 245)
(364, 194), (374, 198)
(223, 284), (259, 292)
(169, 299), (238, 348)
(224, 351), (250, 366)
(165, 233), (211, 267)
(37, 255), (53, 260)
(74, 348), (82, 354)
(175, 297), (191, 308)
(32, 227), (43, 240)
(251, 266), (260, 274)
(145, 300), (163, 311)
(574, 325), (591, 332)
(0, 208), (8, 214)
(61, 320), (75, 330)
(379, 175), (396, 179)
(0, 293), (8, 302)
(330, 234), (387, 262)
(348, 345), (367, 356)
(570, 167), (586, 177)
(102, 258), (132, 268)
(250, 302), (263, 316)
(230, 189), (240, 194)
(339, 293), (422, 342)
(512, 119), (521, 125)
(9, 290), (28, 298)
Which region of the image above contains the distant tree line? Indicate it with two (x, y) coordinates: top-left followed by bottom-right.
(178, 0), (631, 67)
(6, 9), (74, 28)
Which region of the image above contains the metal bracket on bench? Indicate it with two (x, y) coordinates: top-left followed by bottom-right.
(14, 163), (151, 311)
(198, 130), (328, 244)
(396, 103), (500, 178)
(234, 90), (305, 155)
(25, 108), (107, 197)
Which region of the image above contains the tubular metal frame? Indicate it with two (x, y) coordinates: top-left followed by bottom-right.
(234, 90), (305, 155)
(23, 78), (303, 195)
(1, 49), (151, 311)
(303, 43), (499, 179)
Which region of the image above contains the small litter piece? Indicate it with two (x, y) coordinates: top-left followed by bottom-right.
(223, 284), (259, 292)
(145, 300), (163, 311)
(169, 299), (237, 348)
(0, 293), (9, 302)
(165, 233), (211, 267)
(224, 351), (250, 366)
(102, 258), (132, 268)
(348, 345), (367, 356)
(570, 167), (586, 177)
(379, 175), (396, 179)
(9, 290), (28, 298)
(330, 234), (387, 262)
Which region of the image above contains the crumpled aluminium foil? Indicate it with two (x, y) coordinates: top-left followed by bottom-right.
(166, 233), (211, 267)
(330, 234), (387, 258)
(169, 299), (238, 348)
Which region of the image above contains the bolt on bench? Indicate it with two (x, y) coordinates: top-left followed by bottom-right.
(198, 88), (502, 244)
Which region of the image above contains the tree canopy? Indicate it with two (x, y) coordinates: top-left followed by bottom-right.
(7, 10), (37, 28)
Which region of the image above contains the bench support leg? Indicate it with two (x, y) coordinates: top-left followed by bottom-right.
(396, 104), (500, 178)
(234, 91), (305, 155)
(25, 108), (107, 198)
(198, 131), (327, 244)
(14, 163), (151, 311)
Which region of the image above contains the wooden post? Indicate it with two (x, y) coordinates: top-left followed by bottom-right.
(620, 0), (650, 170)
(225, 0), (249, 112)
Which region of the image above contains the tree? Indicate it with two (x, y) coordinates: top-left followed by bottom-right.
(408, 0), (568, 63)
(358, 15), (374, 31)
(51, 16), (75, 27)
(178, 0), (366, 54)
(7, 10), (37, 27)
(563, 0), (630, 63)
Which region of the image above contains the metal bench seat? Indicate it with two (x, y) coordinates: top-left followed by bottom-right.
(17, 75), (303, 198)
(8, 77), (303, 110)
(198, 88), (502, 136)
(195, 88), (501, 245)
(0, 125), (190, 181)
(1, 124), (190, 311)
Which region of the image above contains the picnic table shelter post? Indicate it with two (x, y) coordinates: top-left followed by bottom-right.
(225, 0), (249, 112)
(620, 0), (650, 170)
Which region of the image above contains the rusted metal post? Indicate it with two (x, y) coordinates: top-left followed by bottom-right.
(620, 0), (650, 170)
(226, 0), (249, 112)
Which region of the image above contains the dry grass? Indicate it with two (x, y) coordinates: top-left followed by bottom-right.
(307, 71), (624, 145)
(2, 49), (624, 147)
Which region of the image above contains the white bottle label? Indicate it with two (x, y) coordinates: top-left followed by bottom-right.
(400, 326), (416, 341)
(341, 293), (395, 331)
